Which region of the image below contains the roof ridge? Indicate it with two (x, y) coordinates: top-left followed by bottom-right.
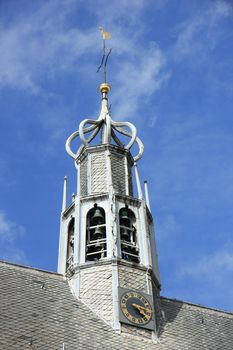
(0, 259), (62, 277)
(161, 295), (233, 316)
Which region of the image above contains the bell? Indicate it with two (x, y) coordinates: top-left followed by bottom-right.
(120, 227), (130, 241)
(93, 226), (104, 240)
(121, 244), (131, 257)
(95, 240), (104, 250)
(119, 209), (131, 227)
(91, 208), (105, 225)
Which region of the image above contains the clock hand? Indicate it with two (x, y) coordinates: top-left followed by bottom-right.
(132, 303), (148, 316)
(132, 304), (148, 311)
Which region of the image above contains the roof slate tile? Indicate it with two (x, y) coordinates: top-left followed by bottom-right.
(0, 261), (233, 350)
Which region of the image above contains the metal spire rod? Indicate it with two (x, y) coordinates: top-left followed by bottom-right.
(134, 162), (143, 200)
(62, 176), (67, 212)
(97, 27), (112, 83)
(144, 181), (151, 211)
(104, 48), (112, 83)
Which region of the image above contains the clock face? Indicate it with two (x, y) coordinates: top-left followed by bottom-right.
(120, 291), (153, 325)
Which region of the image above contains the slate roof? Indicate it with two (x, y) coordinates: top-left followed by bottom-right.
(1, 260), (233, 350)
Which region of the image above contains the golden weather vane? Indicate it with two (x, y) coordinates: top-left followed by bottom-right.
(97, 27), (112, 83)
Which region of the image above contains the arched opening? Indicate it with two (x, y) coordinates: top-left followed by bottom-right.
(86, 205), (107, 261)
(119, 207), (139, 263)
(66, 217), (74, 271)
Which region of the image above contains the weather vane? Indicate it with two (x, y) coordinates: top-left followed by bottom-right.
(97, 27), (112, 83)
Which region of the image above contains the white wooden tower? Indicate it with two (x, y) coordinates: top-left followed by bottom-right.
(58, 82), (161, 337)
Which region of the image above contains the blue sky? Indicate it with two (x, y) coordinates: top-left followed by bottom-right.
(0, 0), (233, 312)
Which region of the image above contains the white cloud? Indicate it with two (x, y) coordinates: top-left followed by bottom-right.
(215, 0), (233, 16)
(111, 44), (169, 119)
(179, 249), (233, 283)
(0, 211), (27, 264)
(0, 1), (170, 161)
(0, 0), (97, 92)
(161, 247), (233, 310)
(173, 0), (233, 60)
(0, 0), (169, 123)
(87, 0), (146, 25)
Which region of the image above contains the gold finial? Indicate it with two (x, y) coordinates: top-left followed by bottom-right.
(99, 82), (111, 94)
(97, 26), (112, 84)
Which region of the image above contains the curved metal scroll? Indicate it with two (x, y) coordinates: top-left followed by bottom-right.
(112, 125), (144, 161)
(111, 120), (137, 150)
(66, 123), (101, 160)
(79, 119), (102, 146)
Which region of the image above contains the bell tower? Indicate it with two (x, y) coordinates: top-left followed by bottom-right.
(58, 81), (161, 338)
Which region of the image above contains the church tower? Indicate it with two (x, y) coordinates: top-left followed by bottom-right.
(57, 80), (161, 339)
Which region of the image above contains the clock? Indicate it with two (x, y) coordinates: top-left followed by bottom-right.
(119, 288), (155, 330)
